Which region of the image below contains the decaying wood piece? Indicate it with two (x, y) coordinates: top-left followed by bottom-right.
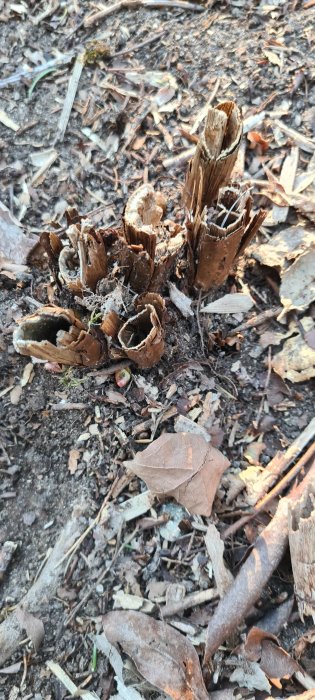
(124, 184), (166, 259)
(288, 481), (315, 622)
(13, 305), (106, 366)
(184, 101), (243, 212)
(59, 220), (107, 292)
(0, 502), (87, 666)
(188, 185), (266, 290)
(203, 459), (315, 665)
(118, 293), (165, 368)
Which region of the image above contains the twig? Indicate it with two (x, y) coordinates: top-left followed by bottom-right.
(229, 305), (282, 335)
(84, 0), (204, 28)
(161, 588), (219, 617)
(162, 146), (195, 169)
(196, 289), (205, 355)
(54, 53), (85, 143)
(111, 29), (164, 57)
(223, 439), (315, 540)
(0, 54), (73, 89)
(0, 502), (87, 665)
(204, 459), (315, 665)
(255, 345), (272, 427)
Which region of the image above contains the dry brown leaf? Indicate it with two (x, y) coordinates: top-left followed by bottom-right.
(0, 200), (36, 268)
(252, 225), (314, 272)
(15, 607), (44, 652)
(124, 433), (230, 516)
(272, 317), (315, 382)
(278, 248), (315, 319)
(244, 627), (299, 683)
(102, 610), (209, 700)
(68, 449), (80, 474)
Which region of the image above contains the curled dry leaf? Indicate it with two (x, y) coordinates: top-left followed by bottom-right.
(272, 317), (315, 382)
(243, 627), (299, 684)
(204, 523), (233, 597)
(187, 185), (266, 290)
(124, 432), (230, 516)
(184, 101), (243, 212)
(118, 293), (165, 369)
(13, 305), (106, 366)
(102, 610), (209, 700)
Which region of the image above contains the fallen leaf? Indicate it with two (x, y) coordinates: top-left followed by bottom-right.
(244, 627), (299, 683)
(278, 248), (315, 318)
(201, 293), (254, 314)
(15, 607), (44, 651)
(68, 449), (80, 474)
(0, 200), (36, 268)
(92, 633), (144, 700)
(124, 433), (230, 516)
(102, 610), (208, 700)
(244, 441), (266, 465)
(168, 282), (194, 318)
(272, 317), (315, 382)
(252, 225), (314, 272)
(10, 385), (22, 405)
(20, 362), (34, 387)
(113, 591), (154, 613)
(106, 389), (129, 405)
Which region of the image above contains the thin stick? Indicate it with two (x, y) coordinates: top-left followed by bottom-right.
(196, 289), (205, 355)
(161, 587), (219, 617)
(84, 0), (204, 28)
(223, 438), (315, 540)
(55, 53), (85, 143)
(229, 305), (282, 335)
(204, 459), (315, 665)
(162, 146), (195, 169)
(111, 29), (164, 57)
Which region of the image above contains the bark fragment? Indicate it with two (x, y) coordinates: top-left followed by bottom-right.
(187, 185), (266, 291)
(288, 482), (315, 621)
(118, 293), (165, 368)
(59, 220), (107, 292)
(183, 101), (243, 212)
(13, 305), (106, 366)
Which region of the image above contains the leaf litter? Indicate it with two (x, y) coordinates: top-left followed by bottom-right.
(1, 1), (315, 699)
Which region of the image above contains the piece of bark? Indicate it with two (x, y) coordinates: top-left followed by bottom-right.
(288, 482), (315, 621)
(205, 523), (234, 597)
(203, 459), (315, 665)
(13, 305), (106, 366)
(59, 220), (107, 292)
(123, 184), (166, 259)
(118, 295), (165, 368)
(188, 185), (266, 291)
(183, 101), (242, 212)
(0, 502), (87, 665)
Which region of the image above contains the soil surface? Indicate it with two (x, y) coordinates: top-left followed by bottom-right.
(0, 1), (315, 698)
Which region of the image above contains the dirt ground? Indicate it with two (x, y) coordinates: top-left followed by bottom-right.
(0, 0), (315, 698)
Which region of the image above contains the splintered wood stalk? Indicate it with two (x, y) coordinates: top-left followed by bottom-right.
(188, 185), (266, 291)
(183, 101), (243, 212)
